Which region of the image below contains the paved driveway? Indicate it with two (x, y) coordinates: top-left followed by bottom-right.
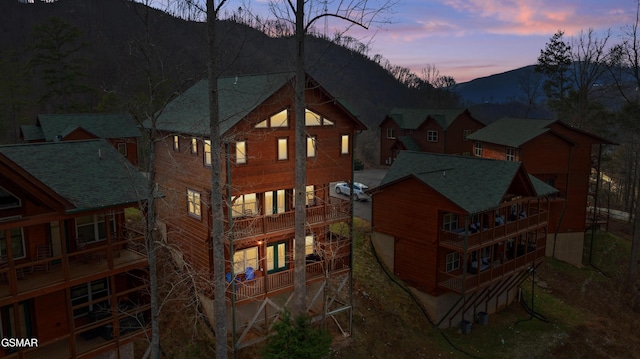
(330, 168), (387, 222)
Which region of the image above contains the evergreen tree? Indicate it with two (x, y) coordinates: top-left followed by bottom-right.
(262, 310), (332, 359)
(536, 30), (572, 115)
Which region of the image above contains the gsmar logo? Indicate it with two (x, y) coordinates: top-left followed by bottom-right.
(1, 338), (39, 348)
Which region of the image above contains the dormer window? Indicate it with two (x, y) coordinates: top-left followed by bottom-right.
(0, 187), (21, 210)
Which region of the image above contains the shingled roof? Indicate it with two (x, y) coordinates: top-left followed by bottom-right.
(467, 118), (556, 148)
(34, 113), (140, 141)
(385, 108), (468, 130)
(0, 140), (148, 213)
(377, 151), (557, 214)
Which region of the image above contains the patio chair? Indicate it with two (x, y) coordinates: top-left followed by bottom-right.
(245, 267), (255, 281)
(32, 244), (51, 272)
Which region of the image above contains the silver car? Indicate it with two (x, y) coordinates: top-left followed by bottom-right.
(335, 182), (370, 201)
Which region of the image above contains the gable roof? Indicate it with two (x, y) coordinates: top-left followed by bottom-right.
(377, 151), (557, 214)
(384, 108), (468, 130)
(20, 125), (45, 142)
(467, 117), (556, 148)
(396, 136), (421, 151)
(0, 140), (148, 213)
(149, 72), (364, 137)
(35, 113), (140, 141)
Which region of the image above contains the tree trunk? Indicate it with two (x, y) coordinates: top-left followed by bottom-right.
(630, 174), (640, 293)
(147, 127), (161, 359)
(207, 1), (228, 357)
(293, 0), (307, 317)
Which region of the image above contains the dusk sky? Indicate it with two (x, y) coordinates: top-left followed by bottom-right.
(240, 0), (638, 83)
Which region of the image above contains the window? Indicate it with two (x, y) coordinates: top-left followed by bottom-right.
(191, 138), (198, 154)
(256, 109), (288, 129)
(76, 214), (115, 243)
(187, 189), (201, 218)
(386, 128), (395, 139)
(427, 130), (439, 142)
(173, 135), (180, 151)
(292, 185), (315, 207)
(463, 129), (471, 141)
(117, 143), (127, 156)
(0, 187), (20, 210)
(277, 138), (288, 160)
(204, 140), (211, 166)
(265, 190), (286, 215)
(445, 252), (460, 272)
(506, 147), (515, 161)
(340, 134), (349, 155)
(232, 193), (257, 217)
(307, 136), (316, 158)
(305, 235), (315, 256)
(474, 141), (482, 157)
(0, 228), (25, 259)
(0, 302), (32, 340)
(442, 213), (458, 231)
(234, 247), (258, 274)
(305, 109), (333, 126)
(71, 278), (109, 318)
(236, 140), (246, 164)
(267, 242), (286, 273)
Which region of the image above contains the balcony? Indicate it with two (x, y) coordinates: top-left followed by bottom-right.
(227, 252), (351, 302)
(439, 208), (549, 251)
(437, 246), (545, 294)
(0, 230), (147, 303)
(228, 197), (350, 240)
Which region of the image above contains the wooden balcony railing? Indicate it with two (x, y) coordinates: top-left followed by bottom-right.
(439, 209), (549, 250)
(0, 229), (147, 304)
(437, 246), (545, 294)
(229, 253), (351, 302)
(228, 198), (350, 240)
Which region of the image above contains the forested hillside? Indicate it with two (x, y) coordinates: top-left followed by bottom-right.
(0, 0), (460, 164)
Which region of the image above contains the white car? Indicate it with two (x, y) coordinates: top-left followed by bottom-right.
(335, 182), (370, 201)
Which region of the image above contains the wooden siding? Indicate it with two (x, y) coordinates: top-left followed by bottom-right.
(379, 117), (402, 166)
(443, 112), (485, 155)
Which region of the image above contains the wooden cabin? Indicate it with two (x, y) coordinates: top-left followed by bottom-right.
(370, 151), (557, 328)
(379, 108), (485, 165)
(0, 139), (150, 358)
(20, 113), (141, 167)
(150, 72), (366, 349)
(468, 118), (616, 266)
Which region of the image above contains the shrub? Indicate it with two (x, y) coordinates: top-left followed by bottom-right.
(261, 309), (331, 359)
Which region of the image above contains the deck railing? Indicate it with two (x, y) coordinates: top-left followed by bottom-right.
(230, 253), (351, 301)
(228, 198), (350, 240)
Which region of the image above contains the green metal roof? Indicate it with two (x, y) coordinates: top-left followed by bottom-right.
(36, 113), (140, 141)
(378, 151), (557, 214)
(467, 117), (556, 148)
(151, 72), (296, 136)
(0, 140), (149, 213)
(387, 108), (467, 130)
(20, 125), (45, 141)
(397, 136), (421, 151)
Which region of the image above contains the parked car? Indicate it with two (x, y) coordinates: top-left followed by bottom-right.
(335, 181), (370, 201)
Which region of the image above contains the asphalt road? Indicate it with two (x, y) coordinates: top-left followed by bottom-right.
(329, 168), (387, 222)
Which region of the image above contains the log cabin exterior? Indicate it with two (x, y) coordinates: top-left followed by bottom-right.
(0, 139), (150, 358)
(20, 113), (140, 167)
(467, 118), (616, 266)
(150, 72), (365, 349)
(370, 151), (557, 328)
(379, 108), (485, 165)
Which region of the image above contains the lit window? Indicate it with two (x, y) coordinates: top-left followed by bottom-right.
(255, 119), (268, 128)
(267, 242), (287, 272)
(232, 193), (257, 217)
(278, 138), (288, 160)
(204, 140), (211, 166)
(305, 235), (315, 256)
(76, 214), (115, 243)
(305, 109), (322, 126)
(427, 130), (438, 142)
(173, 135), (179, 151)
(236, 140), (246, 164)
(506, 147), (515, 161)
(443, 213), (458, 231)
(306, 185), (315, 206)
(445, 252), (460, 272)
(307, 136), (316, 158)
(474, 141), (483, 157)
(265, 190), (286, 215)
(386, 128), (395, 139)
(0, 228), (25, 259)
(341, 134), (349, 155)
(187, 189), (201, 218)
(271, 109), (288, 128)
(234, 247), (258, 274)
(191, 138), (198, 154)
(71, 278), (109, 318)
